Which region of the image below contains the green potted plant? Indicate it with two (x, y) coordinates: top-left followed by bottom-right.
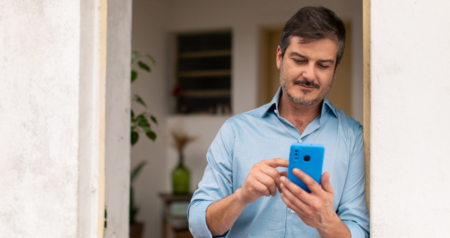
(129, 51), (157, 238)
(170, 127), (196, 194)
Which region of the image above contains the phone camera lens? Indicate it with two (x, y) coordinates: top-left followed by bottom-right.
(304, 155), (310, 162)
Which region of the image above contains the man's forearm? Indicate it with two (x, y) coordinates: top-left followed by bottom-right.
(206, 188), (248, 236)
(317, 215), (351, 238)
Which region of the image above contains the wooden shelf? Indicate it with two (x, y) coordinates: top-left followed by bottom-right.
(178, 70), (231, 78)
(178, 50), (231, 59)
(178, 90), (231, 97)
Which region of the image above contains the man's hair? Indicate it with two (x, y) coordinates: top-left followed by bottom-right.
(279, 6), (346, 64)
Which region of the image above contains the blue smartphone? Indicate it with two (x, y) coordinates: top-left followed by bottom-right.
(287, 143), (325, 193)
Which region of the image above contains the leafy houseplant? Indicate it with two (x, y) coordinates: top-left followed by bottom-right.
(129, 51), (157, 238)
(130, 51), (158, 146)
(170, 127), (196, 194)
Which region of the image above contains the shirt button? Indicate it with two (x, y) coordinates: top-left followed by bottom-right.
(274, 109), (278, 113)
(290, 209), (295, 213)
(298, 138), (302, 142)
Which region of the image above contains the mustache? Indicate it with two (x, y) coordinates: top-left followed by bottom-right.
(293, 79), (320, 89)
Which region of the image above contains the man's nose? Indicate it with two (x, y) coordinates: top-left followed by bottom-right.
(301, 63), (316, 80)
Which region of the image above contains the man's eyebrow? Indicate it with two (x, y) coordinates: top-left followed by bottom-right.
(289, 52), (335, 64)
(289, 52), (307, 59)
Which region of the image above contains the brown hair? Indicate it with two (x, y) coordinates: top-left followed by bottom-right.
(279, 6), (346, 65)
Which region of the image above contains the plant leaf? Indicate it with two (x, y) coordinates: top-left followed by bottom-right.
(146, 130), (157, 141)
(146, 54), (156, 64)
(131, 110), (135, 120)
(131, 161), (147, 183)
(131, 51), (138, 62)
(138, 61), (150, 72)
(150, 115), (157, 125)
(131, 131), (139, 146)
(137, 117), (152, 133)
(131, 70), (138, 83)
(135, 94), (147, 107)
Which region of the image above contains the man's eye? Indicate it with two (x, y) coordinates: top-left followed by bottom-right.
(318, 64), (330, 69)
(294, 59), (306, 64)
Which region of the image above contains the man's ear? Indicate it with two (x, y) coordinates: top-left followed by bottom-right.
(276, 45), (282, 69)
(334, 60), (342, 74)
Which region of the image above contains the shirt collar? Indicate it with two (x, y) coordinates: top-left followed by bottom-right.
(261, 87), (338, 118)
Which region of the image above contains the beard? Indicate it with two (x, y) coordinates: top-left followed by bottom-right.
(279, 60), (334, 106)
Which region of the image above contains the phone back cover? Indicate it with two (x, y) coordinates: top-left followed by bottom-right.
(287, 143), (324, 193)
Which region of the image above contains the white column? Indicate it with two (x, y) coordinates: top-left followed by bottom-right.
(105, 0), (132, 237)
(371, 0), (450, 237)
(0, 1), (85, 237)
(0, 0), (131, 237)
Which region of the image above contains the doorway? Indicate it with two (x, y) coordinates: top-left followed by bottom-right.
(260, 22), (353, 117)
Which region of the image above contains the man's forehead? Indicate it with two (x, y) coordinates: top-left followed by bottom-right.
(287, 36), (338, 60)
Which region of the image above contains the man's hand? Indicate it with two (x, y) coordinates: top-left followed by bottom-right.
(206, 158), (289, 236)
(279, 169), (350, 238)
(237, 158), (289, 204)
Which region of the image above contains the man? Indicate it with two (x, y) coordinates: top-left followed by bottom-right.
(188, 6), (369, 238)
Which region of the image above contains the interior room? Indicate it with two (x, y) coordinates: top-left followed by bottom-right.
(130, 0), (363, 237)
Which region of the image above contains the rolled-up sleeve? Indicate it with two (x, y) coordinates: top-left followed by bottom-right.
(188, 121), (235, 238)
(338, 125), (370, 237)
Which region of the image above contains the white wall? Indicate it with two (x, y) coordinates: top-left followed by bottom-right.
(0, 0), (131, 237)
(132, 1), (363, 238)
(131, 1), (169, 238)
(0, 1), (82, 237)
(79, 0), (102, 236)
(370, 0), (450, 237)
(105, 0), (132, 237)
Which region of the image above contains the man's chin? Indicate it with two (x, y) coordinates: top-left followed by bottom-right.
(288, 95), (320, 106)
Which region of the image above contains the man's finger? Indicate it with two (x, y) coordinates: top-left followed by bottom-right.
(260, 165), (281, 187)
(278, 171), (288, 192)
(279, 171), (288, 177)
(280, 183), (309, 214)
(293, 168), (323, 194)
(280, 175), (312, 202)
(320, 172), (334, 194)
(264, 158), (289, 168)
(255, 173), (277, 197)
(253, 180), (271, 197)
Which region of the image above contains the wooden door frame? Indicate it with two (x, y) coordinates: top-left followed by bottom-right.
(363, 0), (371, 212)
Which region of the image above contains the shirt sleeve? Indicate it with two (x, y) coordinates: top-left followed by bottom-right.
(337, 125), (370, 237)
(188, 120), (235, 238)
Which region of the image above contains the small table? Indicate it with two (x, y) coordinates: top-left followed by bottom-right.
(159, 193), (193, 238)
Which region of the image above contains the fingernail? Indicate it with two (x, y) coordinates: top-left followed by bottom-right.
(280, 176), (286, 182)
(280, 183), (284, 187)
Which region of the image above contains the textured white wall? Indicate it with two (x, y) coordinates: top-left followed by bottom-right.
(0, 1), (80, 237)
(79, 0), (102, 237)
(0, 0), (132, 237)
(131, 1), (363, 237)
(370, 0), (450, 237)
(105, 0), (132, 237)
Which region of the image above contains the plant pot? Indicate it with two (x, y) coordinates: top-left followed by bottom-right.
(130, 222), (144, 238)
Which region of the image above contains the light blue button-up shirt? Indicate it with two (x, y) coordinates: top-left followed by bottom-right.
(188, 88), (370, 238)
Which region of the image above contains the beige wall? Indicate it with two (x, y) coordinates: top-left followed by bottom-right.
(132, 1), (363, 237)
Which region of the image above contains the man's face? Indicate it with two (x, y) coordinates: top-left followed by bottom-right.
(276, 36), (339, 106)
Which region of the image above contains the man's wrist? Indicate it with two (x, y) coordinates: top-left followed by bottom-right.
(317, 213), (346, 237)
(234, 188), (250, 206)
